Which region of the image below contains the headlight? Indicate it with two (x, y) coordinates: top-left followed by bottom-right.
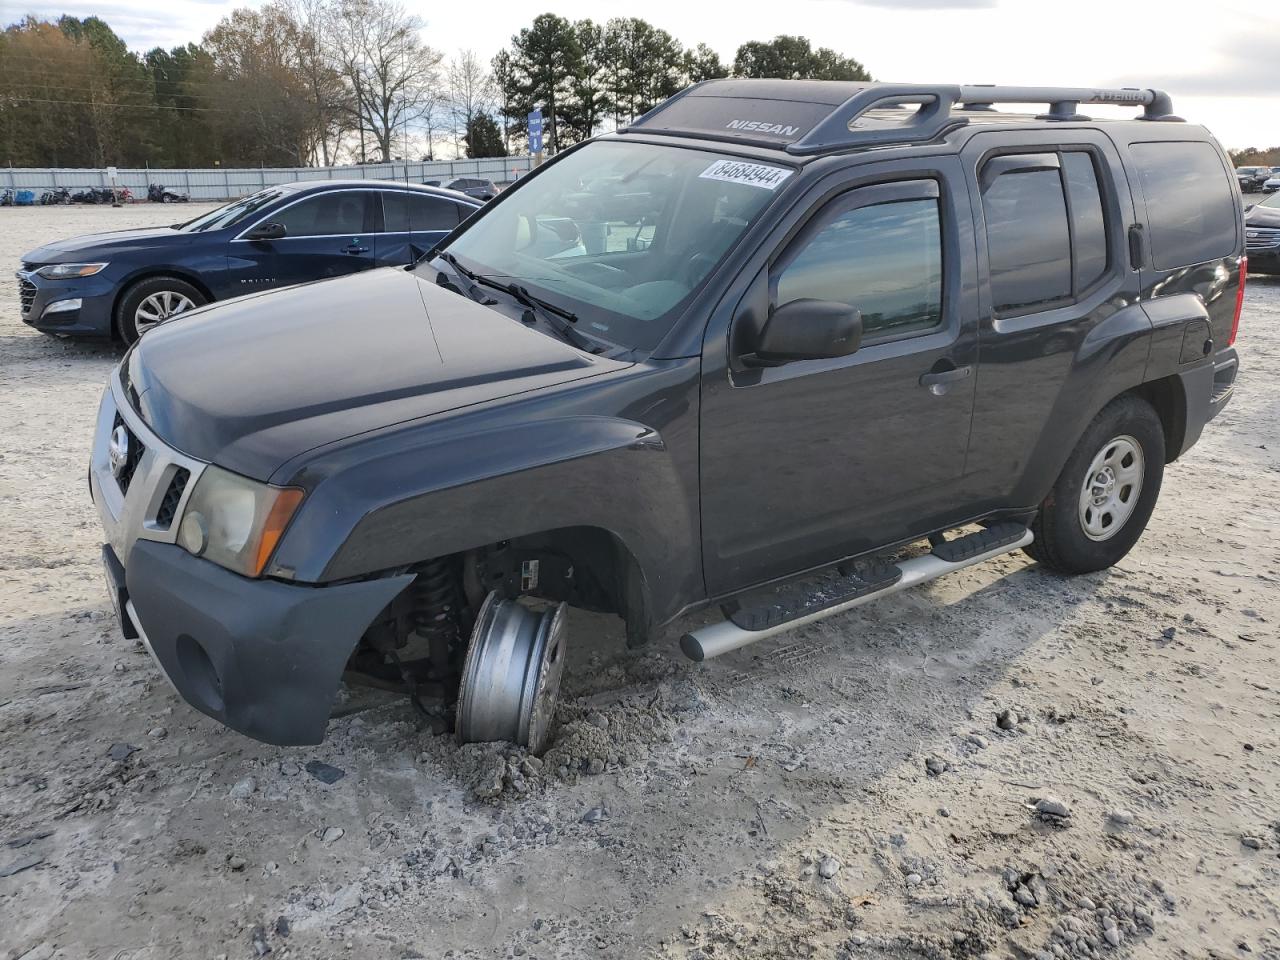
(175, 465), (304, 577)
(35, 262), (109, 279)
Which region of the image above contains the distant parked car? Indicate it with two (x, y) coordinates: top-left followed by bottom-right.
(1246, 190), (1280, 273)
(1236, 166), (1270, 192)
(148, 183), (190, 203)
(428, 177), (498, 202)
(1263, 169), (1280, 194)
(17, 180), (481, 343)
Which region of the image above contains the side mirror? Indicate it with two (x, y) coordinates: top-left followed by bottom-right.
(245, 221), (286, 241)
(745, 299), (863, 366)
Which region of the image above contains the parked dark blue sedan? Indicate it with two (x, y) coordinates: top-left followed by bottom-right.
(17, 180), (482, 343)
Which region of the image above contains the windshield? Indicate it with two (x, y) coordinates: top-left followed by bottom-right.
(437, 140), (793, 351)
(177, 188), (288, 233)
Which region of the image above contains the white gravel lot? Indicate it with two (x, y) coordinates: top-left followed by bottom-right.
(0, 202), (1278, 960)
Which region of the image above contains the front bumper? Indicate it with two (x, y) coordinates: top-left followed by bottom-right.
(113, 540), (411, 745)
(91, 371), (413, 744)
(16, 267), (117, 337)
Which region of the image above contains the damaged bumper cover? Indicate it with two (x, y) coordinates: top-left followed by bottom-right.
(120, 539), (412, 745)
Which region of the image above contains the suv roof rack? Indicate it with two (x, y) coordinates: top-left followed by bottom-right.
(621, 80), (1183, 156)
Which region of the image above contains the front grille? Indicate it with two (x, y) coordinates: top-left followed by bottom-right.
(1246, 227), (1280, 251)
(19, 278), (35, 316)
(111, 412), (145, 495)
(154, 468), (190, 529)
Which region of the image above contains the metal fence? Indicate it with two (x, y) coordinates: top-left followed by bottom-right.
(1, 157), (534, 201)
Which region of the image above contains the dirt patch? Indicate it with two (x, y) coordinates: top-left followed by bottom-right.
(1, 204), (1279, 959)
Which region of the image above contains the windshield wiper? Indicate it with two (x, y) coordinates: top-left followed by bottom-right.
(437, 250), (479, 284)
(435, 252), (599, 353)
(435, 251), (497, 303)
(503, 283), (598, 353)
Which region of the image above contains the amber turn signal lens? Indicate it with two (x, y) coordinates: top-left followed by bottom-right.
(252, 487), (305, 577)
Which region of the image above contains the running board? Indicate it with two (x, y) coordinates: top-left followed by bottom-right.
(680, 524), (1033, 662)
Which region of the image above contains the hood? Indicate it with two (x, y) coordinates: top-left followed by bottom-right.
(124, 268), (629, 481)
(1245, 203), (1280, 229)
(24, 226), (187, 264)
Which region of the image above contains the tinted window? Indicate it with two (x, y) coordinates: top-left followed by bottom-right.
(1131, 141), (1236, 269)
(776, 197), (943, 339)
(272, 191), (372, 237)
(383, 191), (458, 232)
(983, 168), (1071, 314)
(1063, 152), (1108, 292)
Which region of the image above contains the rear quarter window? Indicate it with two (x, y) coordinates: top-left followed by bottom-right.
(1130, 141), (1237, 270)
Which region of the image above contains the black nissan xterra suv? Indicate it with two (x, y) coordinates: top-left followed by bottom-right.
(91, 81), (1244, 751)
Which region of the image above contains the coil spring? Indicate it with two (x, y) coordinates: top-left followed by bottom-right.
(411, 557), (460, 640)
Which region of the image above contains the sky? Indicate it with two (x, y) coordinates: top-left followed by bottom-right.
(9, 0), (1280, 150)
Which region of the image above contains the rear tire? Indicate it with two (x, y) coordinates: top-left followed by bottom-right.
(115, 276), (206, 345)
(1025, 394), (1165, 574)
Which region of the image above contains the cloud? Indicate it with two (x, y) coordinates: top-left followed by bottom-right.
(1112, 32), (1280, 98)
(15, 0), (265, 50)
(840, 0), (998, 7)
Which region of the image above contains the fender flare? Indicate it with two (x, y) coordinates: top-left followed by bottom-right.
(269, 414), (702, 628)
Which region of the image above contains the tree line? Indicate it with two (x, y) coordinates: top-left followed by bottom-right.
(1230, 147), (1280, 167)
(0, 6), (870, 169)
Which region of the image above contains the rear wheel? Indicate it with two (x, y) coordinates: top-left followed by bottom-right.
(115, 276), (205, 344)
(1026, 394), (1165, 574)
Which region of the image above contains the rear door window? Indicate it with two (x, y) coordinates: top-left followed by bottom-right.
(1063, 153), (1108, 293)
(272, 190), (375, 237)
(981, 149), (1113, 316)
(382, 191), (459, 233)
(983, 168), (1072, 314)
(1130, 141), (1237, 269)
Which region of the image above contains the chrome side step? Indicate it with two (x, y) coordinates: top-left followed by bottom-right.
(680, 526), (1033, 662)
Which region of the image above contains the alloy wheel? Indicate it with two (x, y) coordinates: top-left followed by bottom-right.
(134, 290), (195, 333)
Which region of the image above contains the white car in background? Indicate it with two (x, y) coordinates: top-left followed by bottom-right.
(1264, 168), (1280, 193)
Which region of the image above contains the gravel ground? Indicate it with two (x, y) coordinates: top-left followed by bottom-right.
(1, 203), (1278, 960)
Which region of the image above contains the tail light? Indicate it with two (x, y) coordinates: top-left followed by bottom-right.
(1229, 256), (1246, 346)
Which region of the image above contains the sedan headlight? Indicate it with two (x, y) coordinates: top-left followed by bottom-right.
(35, 262), (109, 279)
(176, 465), (304, 577)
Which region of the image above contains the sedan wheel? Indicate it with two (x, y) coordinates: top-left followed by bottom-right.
(134, 290), (196, 334)
(116, 276), (207, 344)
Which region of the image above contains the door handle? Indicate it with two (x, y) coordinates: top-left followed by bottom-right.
(342, 244), (369, 254)
(919, 364), (973, 395)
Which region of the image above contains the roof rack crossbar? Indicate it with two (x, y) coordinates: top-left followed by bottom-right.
(785, 83), (1181, 155)
(956, 85), (1182, 122)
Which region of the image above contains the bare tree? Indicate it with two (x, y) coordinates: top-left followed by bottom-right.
(281, 0), (350, 165)
(446, 49), (493, 154)
(329, 0), (441, 162)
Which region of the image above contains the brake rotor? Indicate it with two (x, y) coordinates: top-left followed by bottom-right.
(455, 592), (568, 754)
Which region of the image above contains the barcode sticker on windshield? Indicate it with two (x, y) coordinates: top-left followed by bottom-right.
(699, 160), (793, 191)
